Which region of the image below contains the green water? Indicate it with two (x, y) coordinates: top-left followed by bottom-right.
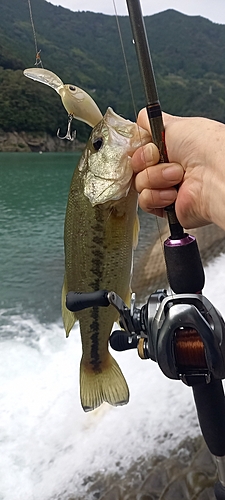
(0, 152), (159, 324)
(0, 152), (80, 322)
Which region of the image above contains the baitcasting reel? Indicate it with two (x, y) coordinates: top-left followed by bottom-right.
(66, 288), (225, 387)
(66, 288), (225, 497)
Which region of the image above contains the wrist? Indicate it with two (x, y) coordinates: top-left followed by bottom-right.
(206, 121), (225, 230)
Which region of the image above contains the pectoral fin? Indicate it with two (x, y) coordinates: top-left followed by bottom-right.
(133, 213), (140, 249)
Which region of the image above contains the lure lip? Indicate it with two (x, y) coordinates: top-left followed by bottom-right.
(23, 67), (64, 93)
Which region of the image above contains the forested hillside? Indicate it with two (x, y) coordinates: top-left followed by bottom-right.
(0, 0), (225, 142)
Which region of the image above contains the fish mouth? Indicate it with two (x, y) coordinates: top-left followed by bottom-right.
(104, 107), (133, 128)
(84, 176), (133, 206)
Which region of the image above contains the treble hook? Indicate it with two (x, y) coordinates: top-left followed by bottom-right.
(57, 114), (76, 141)
(34, 50), (43, 68)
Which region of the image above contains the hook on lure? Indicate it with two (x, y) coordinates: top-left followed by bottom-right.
(57, 114), (76, 142)
(23, 68), (103, 139)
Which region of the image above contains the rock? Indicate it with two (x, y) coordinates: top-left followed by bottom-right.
(139, 462), (172, 494)
(98, 485), (121, 500)
(137, 494), (156, 500)
(0, 129), (85, 152)
(65, 437), (218, 500)
(160, 477), (189, 500)
(198, 487), (215, 499)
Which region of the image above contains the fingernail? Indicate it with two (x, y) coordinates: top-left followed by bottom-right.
(159, 189), (177, 202)
(162, 165), (183, 181)
(140, 144), (153, 164)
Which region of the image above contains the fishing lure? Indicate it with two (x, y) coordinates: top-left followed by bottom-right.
(24, 68), (103, 139)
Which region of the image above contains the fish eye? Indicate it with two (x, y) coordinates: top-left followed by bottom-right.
(69, 85), (76, 91)
(93, 137), (103, 151)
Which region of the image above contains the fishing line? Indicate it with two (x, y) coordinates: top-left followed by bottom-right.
(112, 0), (138, 121)
(27, 0), (43, 67)
(112, 0), (169, 288)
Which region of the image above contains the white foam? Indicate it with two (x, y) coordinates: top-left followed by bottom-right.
(1, 253), (225, 499)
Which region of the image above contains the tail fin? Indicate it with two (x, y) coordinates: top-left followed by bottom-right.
(80, 353), (129, 412)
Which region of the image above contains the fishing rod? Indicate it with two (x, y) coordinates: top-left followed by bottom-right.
(66, 0), (225, 498)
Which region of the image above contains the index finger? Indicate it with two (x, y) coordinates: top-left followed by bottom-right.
(131, 142), (160, 173)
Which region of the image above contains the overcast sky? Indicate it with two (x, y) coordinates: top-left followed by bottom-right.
(49, 0), (225, 25)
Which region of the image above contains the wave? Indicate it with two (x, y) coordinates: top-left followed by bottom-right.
(1, 252), (225, 499)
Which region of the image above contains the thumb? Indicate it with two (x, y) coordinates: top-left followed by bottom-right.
(137, 108), (184, 132)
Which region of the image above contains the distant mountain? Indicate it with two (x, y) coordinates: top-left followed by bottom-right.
(0, 0), (225, 140)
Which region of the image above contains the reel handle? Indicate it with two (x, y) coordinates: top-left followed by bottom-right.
(66, 290), (109, 312)
(109, 330), (138, 351)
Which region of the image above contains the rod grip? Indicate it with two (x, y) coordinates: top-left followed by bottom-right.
(164, 234), (205, 293)
(193, 379), (225, 456)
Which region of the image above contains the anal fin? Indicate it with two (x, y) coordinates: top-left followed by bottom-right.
(62, 276), (77, 336)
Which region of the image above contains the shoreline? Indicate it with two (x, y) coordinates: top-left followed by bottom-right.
(0, 129), (86, 153)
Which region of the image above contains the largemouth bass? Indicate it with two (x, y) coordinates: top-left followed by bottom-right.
(62, 107), (150, 412)
(23, 68), (150, 411)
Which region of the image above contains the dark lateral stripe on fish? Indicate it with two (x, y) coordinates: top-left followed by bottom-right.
(89, 209), (104, 288)
(90, 250), (104, 286)
(90, 306), (101, 372)
(89, 209), (104, 372)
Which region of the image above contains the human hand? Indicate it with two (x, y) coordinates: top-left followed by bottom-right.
(132, 109), (225, 230)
